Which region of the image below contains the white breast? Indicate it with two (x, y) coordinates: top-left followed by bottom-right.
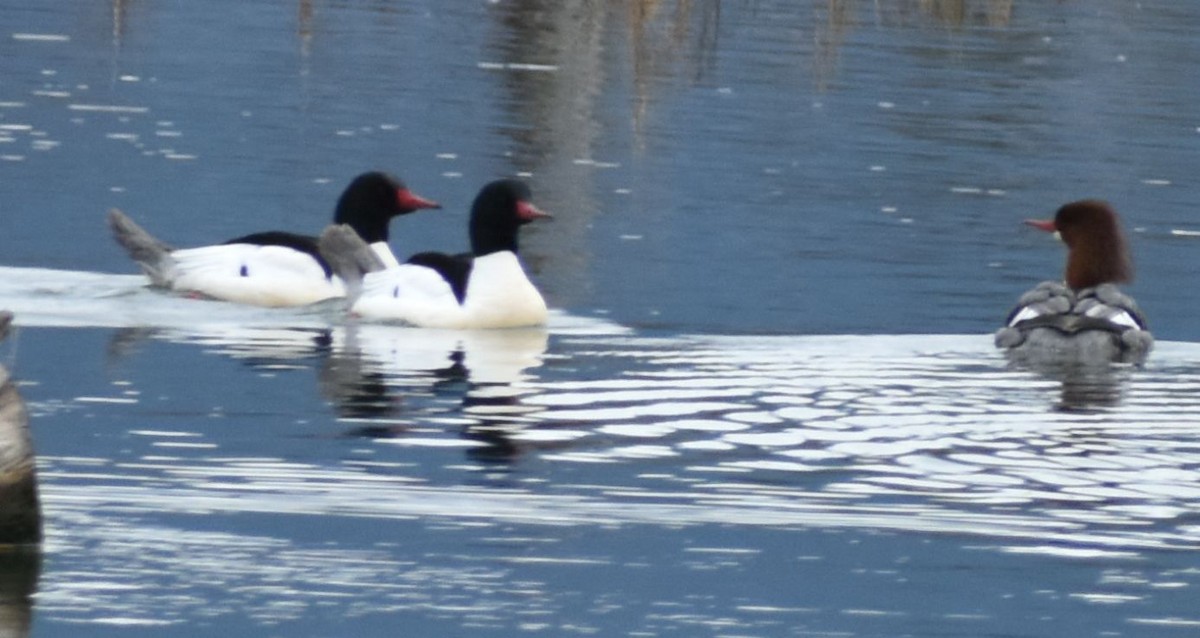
(459, 252), (547, 329)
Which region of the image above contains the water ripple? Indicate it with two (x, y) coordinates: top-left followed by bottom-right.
(33, 332), (1200, 557)
(10, 267), (1200, 630)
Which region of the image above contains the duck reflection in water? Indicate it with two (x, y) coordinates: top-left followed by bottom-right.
(330, 325), (549, 460)
(321, 327), (477, 424)
(103, 320), (550, 452)
(1014, 359), (1131, 413)
(0, 312), (43, 638)
(1054, 366), (1127, 412)
(105, 321), (407, 417)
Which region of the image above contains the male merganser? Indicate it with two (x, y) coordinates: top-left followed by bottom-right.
(107, 172), (440, 307)
(995, 199), (1152, 363)
(320, 179), (551, 328)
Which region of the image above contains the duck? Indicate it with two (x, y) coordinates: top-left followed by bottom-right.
(995, 199), (1152, 363)
(107, 171), (440, 307)
(319, 179), (551, 328)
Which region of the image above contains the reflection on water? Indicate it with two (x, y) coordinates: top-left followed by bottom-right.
(22, 316), (1200, 632)
(814, 0), (1016, 89)
(0, 268), (1198, 632)
(877, 0), (1015, 27)
(1006, 358), (1134, 413)
(5, 268), (1200, 555)
(25, 300), (1200, 547)
(324, 325), (549, 455)
(626, 0), (722, 141)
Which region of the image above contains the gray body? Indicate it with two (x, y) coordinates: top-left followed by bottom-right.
(995, 282), (1152, 365)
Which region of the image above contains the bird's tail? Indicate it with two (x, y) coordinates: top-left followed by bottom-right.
(318, 224), (385, 302)
(107, 209), (176, 287)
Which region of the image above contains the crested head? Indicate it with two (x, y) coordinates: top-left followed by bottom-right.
(469, 179), (550, 256)
(334, 172), (439, 243)
(1052, 199), (1133, 289)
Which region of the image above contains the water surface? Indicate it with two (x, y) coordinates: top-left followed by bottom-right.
(3, 1), (1200, 636)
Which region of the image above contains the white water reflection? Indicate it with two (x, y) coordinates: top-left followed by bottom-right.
(30, 336), (1200, 630)
(8, 266), (1200, 554)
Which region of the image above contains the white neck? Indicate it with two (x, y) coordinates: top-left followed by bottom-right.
(370, 242), (400, 269)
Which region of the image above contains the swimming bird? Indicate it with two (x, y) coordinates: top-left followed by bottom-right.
(108, 172), (440, 307)
(320, 179), (551, 328)
(995, 199), (1152, 363)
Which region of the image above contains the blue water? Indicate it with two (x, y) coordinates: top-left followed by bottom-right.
(3, 1), (1200, 636)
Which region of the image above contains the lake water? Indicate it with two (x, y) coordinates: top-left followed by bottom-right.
(2, 1), (1200, 636)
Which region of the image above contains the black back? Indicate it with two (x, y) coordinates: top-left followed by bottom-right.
(407, 251), (474, 304)
(224, 231), (332, 278)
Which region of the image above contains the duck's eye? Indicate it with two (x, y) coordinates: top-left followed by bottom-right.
(393, 286), (399, 298)
(239, 265), (249, 277)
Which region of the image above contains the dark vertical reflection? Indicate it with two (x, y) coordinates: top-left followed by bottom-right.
(109, 0), (132, 86)
(922, 0), (1013, 27)
(814, 0), (854, 92)
(112, 0), (130, 48)
(298, 0), (314, 60)
(628, 0), (722, 146)
(815, 0), (1015, 89)
(870, 0), (1015, 27)
(484, 1), (613, 308)
(484, 0), (729, 309)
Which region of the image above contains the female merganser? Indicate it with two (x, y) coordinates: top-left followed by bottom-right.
(107, 172), (440, 307)
(995, 199), (1152, 362)
(320, 179), (551, 328)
